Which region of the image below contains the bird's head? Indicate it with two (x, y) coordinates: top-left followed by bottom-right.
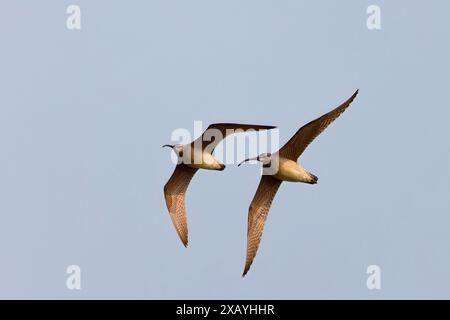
(238, 152), (272, 167)
(162, 144), (184, 157)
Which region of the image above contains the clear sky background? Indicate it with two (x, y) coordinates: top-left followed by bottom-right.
(0, 1), (449, 299)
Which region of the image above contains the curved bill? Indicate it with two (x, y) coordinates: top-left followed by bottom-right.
(238, 156), (258, 167)
(162, 144), (175, 148)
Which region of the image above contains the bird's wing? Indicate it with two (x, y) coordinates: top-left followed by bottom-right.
(279, 90), (359, 161)
(243, 175), (282, 276)
(191, 123), (276, 153)
(163, 164), (198, 247)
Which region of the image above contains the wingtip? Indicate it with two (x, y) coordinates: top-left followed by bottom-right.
(180, 234), (188, 248)
(242, 266), (250, 277)
(346, 89), (359, 104)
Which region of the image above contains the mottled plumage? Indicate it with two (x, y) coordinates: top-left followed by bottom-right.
(242, 90), (359, 276)
(163, 123), (276, 246)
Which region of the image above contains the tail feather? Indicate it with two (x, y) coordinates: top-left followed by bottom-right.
(308, 172), (318, 184)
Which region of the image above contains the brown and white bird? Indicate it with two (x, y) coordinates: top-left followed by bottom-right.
(163, 123), (276, 247)
(238, 90), (359, 276)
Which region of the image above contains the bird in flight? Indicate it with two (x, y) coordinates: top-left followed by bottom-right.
(238, 90), (359, 276)
(163, 123), (276, 247)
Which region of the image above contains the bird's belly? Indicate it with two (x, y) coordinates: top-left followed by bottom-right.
(273, 170), (303, 182)
(184, 151), (224, 170)
(272, 159), (308, 182)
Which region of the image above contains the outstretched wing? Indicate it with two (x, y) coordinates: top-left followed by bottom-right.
(191, 123), (276, 153)
(279, 90), (359, 161)
(243, 175), (282, 276)
(163, 164), (198, 247)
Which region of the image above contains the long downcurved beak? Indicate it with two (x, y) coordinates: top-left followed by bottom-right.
(238, 156), (259, 167)
(162, 144), (175, 149)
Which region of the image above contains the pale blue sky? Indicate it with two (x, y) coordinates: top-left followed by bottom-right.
(0, 1), (449, 299)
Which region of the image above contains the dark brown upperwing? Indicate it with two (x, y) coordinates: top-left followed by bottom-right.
(191, 123), (276, 153)
(279, 90), (359, 161)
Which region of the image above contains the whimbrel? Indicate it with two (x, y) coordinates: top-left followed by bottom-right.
(238, 90), (359, 276)
(163, 123), (276, 247)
